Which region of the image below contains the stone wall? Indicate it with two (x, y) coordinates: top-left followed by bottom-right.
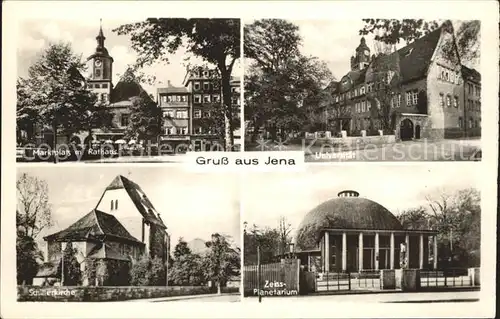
(17, 285), (213, 302)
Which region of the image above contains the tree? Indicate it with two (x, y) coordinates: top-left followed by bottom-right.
(130, 255), (166, 286)
(61, 242), (82, 286)
(192, 102), (239, 143)
(245, 19), (334, 142)
(243, 223), (280, 265)
(278, 217), (293, 256)
(359, 19), (480, 64)
(16, 173), (53, 239)
(114, 19), (240, 151)
(173, 237), (192, 259)
(127, 96), (162, 143)
(16, 42), (111, 161)
(204, 233), (240, 294)
(168, 253), (205, 286)
(16, 219), (41, 285)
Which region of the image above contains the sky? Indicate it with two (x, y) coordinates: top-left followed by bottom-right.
(247, 19), (477, 81)
(17, 167), (241, 248)
(17, 19), (241, 97)
(242, 164), (481, 238)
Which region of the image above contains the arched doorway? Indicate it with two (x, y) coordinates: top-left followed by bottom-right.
(400, 119), (414, 141)
(415, 125), (421, 139)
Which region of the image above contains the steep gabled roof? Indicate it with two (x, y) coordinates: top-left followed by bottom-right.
(461, 65), (481, 83)
(110, 70), (152, 105)
(396, 27), (442, 83)
(104, 175), (167, 228)
(43, 209), (142, 244)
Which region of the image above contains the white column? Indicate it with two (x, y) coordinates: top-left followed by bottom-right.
(433, 235), (438, 269)
(324, 232), (330, 272)
(342, 232), (347, 271)
(390, 232), (395, 270)
(358, 233), (364, 271)
(405, 234), (410, 268)
(419, 234), (424, 269)
(374, 232), (380, 270)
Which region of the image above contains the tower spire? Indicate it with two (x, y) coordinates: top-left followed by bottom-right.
(96, 18), (105, 48)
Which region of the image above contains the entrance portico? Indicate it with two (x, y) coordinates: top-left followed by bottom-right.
(317, 228), (438, 272)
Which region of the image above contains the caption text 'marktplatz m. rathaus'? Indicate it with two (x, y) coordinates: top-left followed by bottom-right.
(16, 21), (241, 162)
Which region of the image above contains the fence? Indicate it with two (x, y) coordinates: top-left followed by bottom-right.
(316, 270), (381, 292)
(420, 268), (473, 288)
(243, 259), (300, 296)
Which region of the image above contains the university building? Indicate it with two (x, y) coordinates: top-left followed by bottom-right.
(157, 67), (241, 150)
(322, 20), (481, 140)
(34, 175), (169, 286)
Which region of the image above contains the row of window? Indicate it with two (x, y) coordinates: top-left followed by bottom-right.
(88, 83), (109, 89)
(466, 83), (480, 97)
(437, 65), (461, 85)
(467, 99), (481, 112)
(163, 110), (188, 119)
(97, 93), (109, 103)
(164, 126), (188, 135)
(193, 94), (221, 104)
(162, 95), (188, 103)
(439, 93), (459, 108)
(334, 78), (395, 103)
(458, 117), (481, 129)
(191, 70), (217, 79)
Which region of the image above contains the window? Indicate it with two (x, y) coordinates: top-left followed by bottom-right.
(203, 71), (209, 77)
(102, 83), (108, 88)
(203, 82), (210, 90)
(102, 93), (108, 102)
(450, 72), (455, 83)
(194, 95), (201, 103)
(406, 90), (418, 106)
(469, 117), (473, 128)
(121, 114), (130, 127)
(194, 110), (201, 118)
(115, 200), (118, 210)
(446, 95), (451, 108)
(203, 95), (211, 103)
(95, 83), (101, 89)
(165, 127), (174, 135)
(212, 94), (220, 103)
(162, 96), (167, 103)
(181, 95), (188, 102)
(367, 83), (373, 92)
(361, 101), (366, 112)
(110, 200), (114, 210)
(458, 117), (463, 128)
(88, 84), (93, 89)
(195, 127), (203, 134)
(360, 86), (365, 95)
(176, 110), (188, 119)
(439, 93), (445, 107)
(194, 82), (201, 91)
(204, 111), (211, 118)
(178, 127), (188, 135)
(164, 110), (174, 118)
(475, 85), (480, 97)
(406, 92), (412, 105)
(232, 97), (239, 105)
(95, 69), (101, 77)
(347, 92), (351, 99)
(335, 95), (339, 103)
(453, 96), (459, 108)
(468, 83), (473, 95)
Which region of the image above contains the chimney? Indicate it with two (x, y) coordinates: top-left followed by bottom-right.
(338, 190), (360, 198)
(167, 80), (171, 87)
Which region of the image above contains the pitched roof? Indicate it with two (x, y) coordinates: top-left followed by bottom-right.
(86, 242), (132, 261)
(110, 71), (152, 104)
(461, 65), (481, 83)
(104, 175), (167, 228)
(43, 209), (142, 244)
(157, 81), (189, 94)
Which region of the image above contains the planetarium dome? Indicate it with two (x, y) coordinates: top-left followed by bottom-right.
(295, 190), (403, 250)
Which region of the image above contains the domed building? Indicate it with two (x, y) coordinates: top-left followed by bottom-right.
(293, 190), (438, 273)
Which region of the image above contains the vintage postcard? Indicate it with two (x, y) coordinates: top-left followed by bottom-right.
(15, 17), (242, 164)
(1, 1), (498, 319)
(244, 19), (483, 162)
(15, 167), (241, 302)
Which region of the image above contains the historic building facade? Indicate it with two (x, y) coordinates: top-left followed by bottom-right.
(322, 20), (481, 141)
(156, 67), (241, 150)
(294, 190), (438, 273)
(34, 175), (169, 286)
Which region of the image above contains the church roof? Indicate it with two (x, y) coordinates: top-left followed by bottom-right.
(110, 73), (151, 105)
(103, 175), (167, 228)
(43, 209), (142, 244)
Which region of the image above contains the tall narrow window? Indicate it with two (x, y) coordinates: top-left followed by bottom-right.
(446, 95), (451, 108)
(439, 93), (444, 107)
(115, 200), (118, 210)
(111, 200), (114, 211)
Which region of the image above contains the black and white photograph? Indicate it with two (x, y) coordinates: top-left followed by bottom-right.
(16, 167), (241, 302)
(244, 19), (482, 161)
(243, 165), (481, 302)
(16, 18), (241, 163)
